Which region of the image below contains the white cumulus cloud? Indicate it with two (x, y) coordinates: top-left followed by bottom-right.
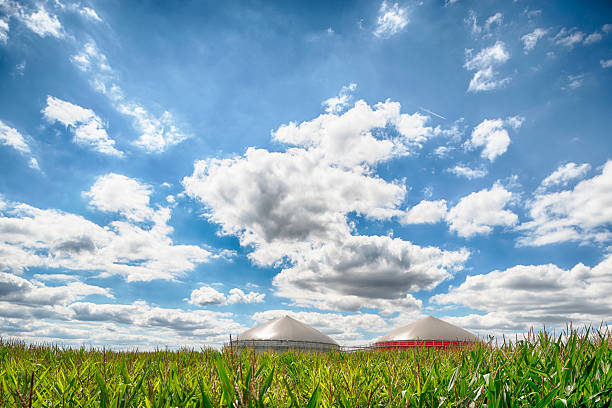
(0, 176), (213, 281)
(518, 160), (612, 246)
(466, 116), (523, 162)
(446, 182), (518, 238)
(373, 1), (408, 38)
(402, 200), (447, 224)
(42, 96), (123, 157)
(188, 285), (265, 306)
(464, 41), (511, 92)
(83, 173), (154, 222)
(322, 83), (357, 114)
(538, 162), (591, 191)
(184, 98), (468, 314)
(432, 254), (612, 333)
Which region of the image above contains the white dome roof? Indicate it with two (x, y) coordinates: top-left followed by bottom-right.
(376, 316), (479, 343)
(237, 315), (339, 345)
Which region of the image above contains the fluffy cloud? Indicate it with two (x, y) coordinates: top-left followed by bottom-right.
(373, 1), (408, 38)
(22, 7), (62, 38)
(466, 116), (523, 162)
(0, 176), (213, 281)
(42, 96), (123, 157)
(0, 272), (111, 306)
(601, 59), (612, 69)
(538, 162), (591, 190)
(322, 83), (357, 114)
(464, 42), (511, 92)
(448, 165), (487, 179)
(432, 254), (612, 332)
(189, 285), (265, 306)
(273, 99), (439, 167)
(518, 161), (612, 246)
(521, 28), (548, 52)
(446, 182), (518, 238)
(83, 173), (154, 221)
(227, 288), (265, 304)
(184, 99), (468, 314)
(402, 200), (447, 224)
(272, 235), (468, 314)
(0, 273), (246, 348)
(188, 285), (226, 306)
(0, 120), (39, 170)
(71, 42), (187, 153)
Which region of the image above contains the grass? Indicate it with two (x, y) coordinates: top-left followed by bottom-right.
(1, 328), (610, 407)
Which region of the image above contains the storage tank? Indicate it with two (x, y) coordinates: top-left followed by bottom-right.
(232, 315), (340, 353)
(375, 316), (480, 349)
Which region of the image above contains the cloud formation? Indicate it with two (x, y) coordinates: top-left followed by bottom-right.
(184, 98), (469, 314)
(83, 173), (154, 221)
(0, 120), (39, 170)
(0, 175), (213, 281)
(432, 254), (612, 333)
(466, 116), (523, 162)
(464, 41), (511, 92)
(402, 200), (447, 224)
(373, 1), (408, 38)
(448, 165), (487, 179)
(322, 83), (357, 114)
(22, 7), (63, 38)
(519, 160), (612, 246)
(446, 182), (518, 238)
(71, 42), (187, 153)
(0, 273), (246, 348)
(521, 28), (548, 52)
(538, 162), (591, 191)
(42, 96), (123, 157)
(189, 285), (265, 306)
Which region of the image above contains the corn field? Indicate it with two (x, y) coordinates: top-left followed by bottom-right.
(1, 329), (610, 407)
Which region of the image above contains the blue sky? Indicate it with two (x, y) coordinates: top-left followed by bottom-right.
(1, 0), (611, 348)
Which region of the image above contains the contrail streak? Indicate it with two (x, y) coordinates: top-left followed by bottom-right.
(418, 106), (447, 120)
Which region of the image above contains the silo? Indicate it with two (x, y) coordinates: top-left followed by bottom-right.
(233, 315), (340, 353)
(375, 316), (480, 350)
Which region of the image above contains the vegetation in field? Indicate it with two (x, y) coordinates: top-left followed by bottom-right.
(1, 328), (610, 407)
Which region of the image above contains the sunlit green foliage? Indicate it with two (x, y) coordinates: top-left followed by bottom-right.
(1, 328), (610, 407)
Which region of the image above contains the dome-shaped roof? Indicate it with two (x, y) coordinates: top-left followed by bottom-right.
(237, 315), (338, 345)
(376, 316), (479, 343)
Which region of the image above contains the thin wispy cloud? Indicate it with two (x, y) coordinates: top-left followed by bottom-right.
(373, 1), (408, 38)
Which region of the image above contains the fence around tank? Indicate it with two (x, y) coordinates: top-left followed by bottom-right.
(374, 339), (477, 350)
(229, 339), (340, 353)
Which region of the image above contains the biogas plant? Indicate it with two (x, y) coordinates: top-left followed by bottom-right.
(230, 315), (480, 353)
